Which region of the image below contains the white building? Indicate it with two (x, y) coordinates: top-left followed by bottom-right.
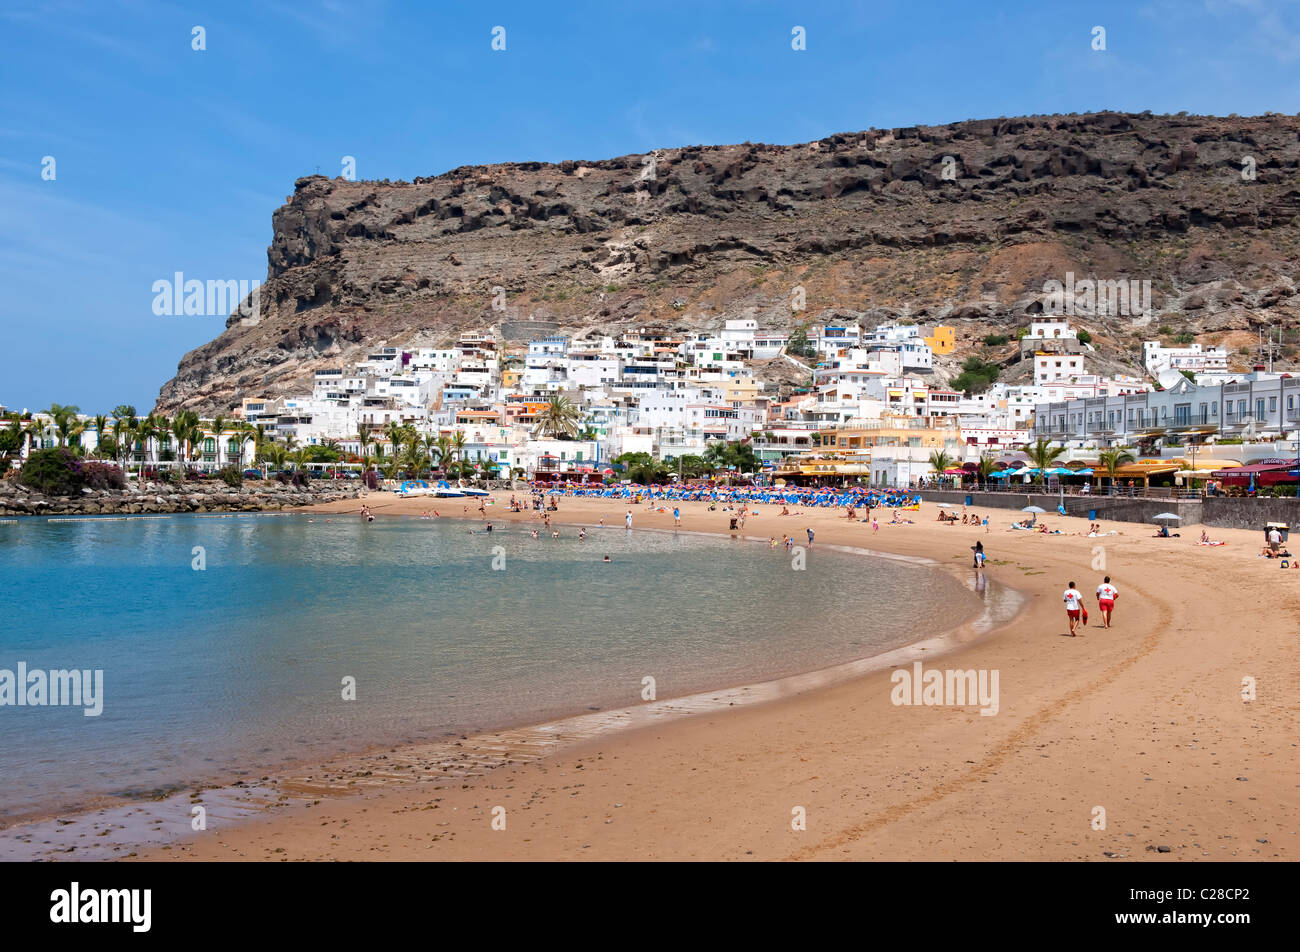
(523, 336), (569, 391)
(1026, 318), (1078, 341)
(1142, 340), (1230, 376)
(864, 323), (933, 371)
(811, 323), (863, 357)
(1034, 353), (1086, 384)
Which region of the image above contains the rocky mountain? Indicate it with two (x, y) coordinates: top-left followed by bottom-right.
(155, 111), (1300, 414)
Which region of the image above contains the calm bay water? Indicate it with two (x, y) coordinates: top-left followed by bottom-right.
(0, 513), (981, 821)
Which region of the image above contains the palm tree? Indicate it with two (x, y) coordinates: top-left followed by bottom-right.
(532, 395), (582, 439)
(112, 406), (138, 471)
(141, 413), (166, 468)
(401, 441), (429, 478)
(928, 450), (955, 480)
(703, 440), (729, 470)
(47, 404), (83, 449)
(450, 431), (468, 479)
(432, 435), (452, 475)
(261, 443), (288, 472)
(975, 453), (998, 489)
(420, 433), (439, 469)
(252, 423), (272, 474)
(236, 421), (258, 470)
(383, 421), (406, 469)
(170, 410), (201, 472)
(89, 414), (109, 459)
(210, 415), (228, 469)
(355, 427), (373, 476)
(24, 416), (47, 456)
(133, 415), (154, 469)
(1097, 447), (1135, 494)
(1021, 438), (1066, 488)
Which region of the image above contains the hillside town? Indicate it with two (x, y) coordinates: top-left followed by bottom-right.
(5, 316), (1298, 491)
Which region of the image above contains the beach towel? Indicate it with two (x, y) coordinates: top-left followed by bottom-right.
(1196, 540), (1226, 546)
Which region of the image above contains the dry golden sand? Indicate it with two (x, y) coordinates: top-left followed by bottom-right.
(138, 492), (1299, 861)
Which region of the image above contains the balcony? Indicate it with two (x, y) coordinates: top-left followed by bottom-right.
(1170, 411), (1217, 433)
(1222, 411), (1266, 430)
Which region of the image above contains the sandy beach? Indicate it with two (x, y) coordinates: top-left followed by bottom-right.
(132, 490), (1298, 862)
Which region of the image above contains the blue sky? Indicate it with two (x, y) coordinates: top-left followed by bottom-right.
(3, 0), (1300, 414)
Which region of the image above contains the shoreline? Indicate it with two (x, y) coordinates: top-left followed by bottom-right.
(0, 506), (1014, 860)
(6, 490), (1296, 861)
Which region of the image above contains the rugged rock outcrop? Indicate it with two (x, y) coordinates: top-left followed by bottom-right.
(155, 111), (1300, 413)
(0, 480), (361, 517)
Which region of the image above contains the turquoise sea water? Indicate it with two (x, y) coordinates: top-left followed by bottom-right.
(0, 513), (983, 822)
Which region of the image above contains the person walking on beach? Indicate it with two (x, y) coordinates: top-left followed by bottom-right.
(673, 506), (680, 527)
(1063, 581), (1084, 636)
(625, 510), (632, 529)
(1096, 576), (1119, 628)
(972, 539), (984, 568)
(806, 527), (814, 546)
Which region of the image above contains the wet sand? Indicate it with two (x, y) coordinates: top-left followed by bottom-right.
(128, 491), (1297, 861)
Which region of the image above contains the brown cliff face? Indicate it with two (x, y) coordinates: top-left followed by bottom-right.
(155, 112), (1300, 414)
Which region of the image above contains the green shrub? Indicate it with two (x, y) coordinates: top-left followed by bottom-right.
(1076, 329), (1092, 344)
(982, 334), (1009, 346)
(951, 356), (1001, 395)
(1174, 332), (1195, 345)
(1157, 325), (1174, 336)
(217, 465), (244, 488)
(19, 448), (84, 495)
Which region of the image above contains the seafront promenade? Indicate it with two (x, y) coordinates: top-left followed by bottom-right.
(922, 488), (1300, 529)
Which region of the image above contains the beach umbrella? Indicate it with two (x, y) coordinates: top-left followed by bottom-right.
(1022, 506), (1046, 513)
(1152, 512), (1180, 520)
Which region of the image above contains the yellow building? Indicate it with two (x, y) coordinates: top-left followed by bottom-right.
(501, 368), (522, 389)
(824, 415), (961, 451)
(923, 325), (955, 355)
(723, 377), (759, 404)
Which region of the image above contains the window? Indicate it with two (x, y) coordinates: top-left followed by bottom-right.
(1269, 396), (1277, 413)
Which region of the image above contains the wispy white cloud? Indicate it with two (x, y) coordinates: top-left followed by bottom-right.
(1203, 0), (1300, 62)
